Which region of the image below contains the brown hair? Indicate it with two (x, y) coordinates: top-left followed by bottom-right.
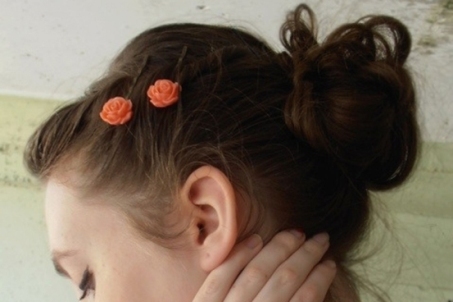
(25, 4), (419, 301)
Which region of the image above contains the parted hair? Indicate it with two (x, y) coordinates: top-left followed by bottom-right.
(25, 4), (419, 301)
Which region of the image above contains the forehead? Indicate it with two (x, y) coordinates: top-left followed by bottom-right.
(45, 179), (84, 250)
(44, 177), (127, 253)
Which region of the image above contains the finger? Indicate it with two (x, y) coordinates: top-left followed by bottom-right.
(192, 234), (263, 302)
(224, 230), (306, 302)
(253, 233), (330, 302)
(289, 260), (337, 302)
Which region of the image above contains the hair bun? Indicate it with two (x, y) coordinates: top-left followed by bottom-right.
(281, 5), (419, 190)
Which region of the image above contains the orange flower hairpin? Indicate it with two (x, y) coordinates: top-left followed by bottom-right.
(147, 79), (181, 108)
(100, 97), (133, 125)
(99, 79), (180, 125)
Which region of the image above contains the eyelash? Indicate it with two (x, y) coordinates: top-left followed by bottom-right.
(78, 267), (95, 300)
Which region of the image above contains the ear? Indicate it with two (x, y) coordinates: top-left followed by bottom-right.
(179, 165), (237, 272)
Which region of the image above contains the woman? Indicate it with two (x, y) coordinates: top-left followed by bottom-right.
(25, 3), (418, 301)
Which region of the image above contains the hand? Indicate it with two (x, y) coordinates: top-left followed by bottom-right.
(193, 230), (336, 302)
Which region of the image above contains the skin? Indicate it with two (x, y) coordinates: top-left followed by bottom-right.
(46, 166), (336, 301)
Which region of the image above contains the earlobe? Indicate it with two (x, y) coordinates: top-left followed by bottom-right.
(180, 166), (237, 272)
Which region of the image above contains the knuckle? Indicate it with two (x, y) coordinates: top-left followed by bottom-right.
(203, 276), (221, 295)
(276, 267), (299, 286)
(302, 240), (325, 255)
(291, 284), (322, 302)
(273, 232), (299, 253)
(243, 265), (269, 283)
(300, 284), (321, 302)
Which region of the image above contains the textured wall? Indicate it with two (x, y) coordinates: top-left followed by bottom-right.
(0, 0), (452, 141)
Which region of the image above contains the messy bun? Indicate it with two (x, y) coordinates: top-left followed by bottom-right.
(281, 5), (418, 190)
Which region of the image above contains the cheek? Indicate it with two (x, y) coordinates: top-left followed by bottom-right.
(94, 242), (207, 301)
(95, 260), (205, 301)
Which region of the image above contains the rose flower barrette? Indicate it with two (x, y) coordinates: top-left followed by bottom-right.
(147, 79), (181, 108)
(100, 79), (182, 125)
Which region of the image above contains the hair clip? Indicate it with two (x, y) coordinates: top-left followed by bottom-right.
(100, 97), (133, 125)
(147, 79), (181, 108)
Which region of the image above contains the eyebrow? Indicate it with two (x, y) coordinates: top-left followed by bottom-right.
(51, 250), (78, 278)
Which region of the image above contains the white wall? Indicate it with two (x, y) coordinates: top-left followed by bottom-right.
(0, 0), (452, 141)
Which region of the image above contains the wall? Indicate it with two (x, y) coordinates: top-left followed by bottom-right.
(0, 96), (74, 301)
(0, 0), (452, 301)
(1, 0), (452, 142)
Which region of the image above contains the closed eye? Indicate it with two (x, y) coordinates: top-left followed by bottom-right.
(79, 267), (95, 300)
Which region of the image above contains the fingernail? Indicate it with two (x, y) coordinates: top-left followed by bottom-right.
(246, 234), (262, 249)
(289, 229), (305, 239)
(324, 260), (336, 269)
(312, 233), (329, 245)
